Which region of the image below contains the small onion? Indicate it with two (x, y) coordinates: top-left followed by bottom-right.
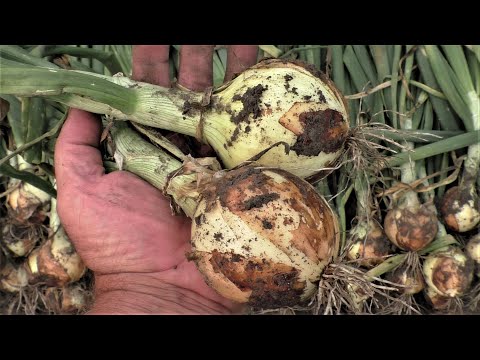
(190, 165), (340, 308)
(424, 286), (450, 311)
(384, 203), (438, 252)
(26, 196), (85, 287)
(387, 263), (425, 295)
(423, 247), (474, 298)
(45, 285), (91, 314)
(466, 233), (480, 277)
(346, 222), (392, 268)
(1, 222), (40, 257)
(440, 184), (480, 233)
(26, 226), (86, 287)
(0, 262), (29, 293)
(7, 181), (50, 223)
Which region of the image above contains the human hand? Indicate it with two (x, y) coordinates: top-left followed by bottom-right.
(54, 45), (258, 314)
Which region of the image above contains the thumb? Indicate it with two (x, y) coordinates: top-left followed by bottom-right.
(54, 109), (105, 192)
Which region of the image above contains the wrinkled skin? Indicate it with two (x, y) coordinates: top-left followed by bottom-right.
(54, 45), (258, 314)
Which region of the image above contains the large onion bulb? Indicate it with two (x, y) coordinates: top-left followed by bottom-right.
(189, 165), (340, 308)
(204, 59), (350, 179)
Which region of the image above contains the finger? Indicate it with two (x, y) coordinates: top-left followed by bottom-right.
(132, 45), (171, 87)
(178, 45), (214, 91)
(54, 109), (105, 189)
(224, 45), (258, 82)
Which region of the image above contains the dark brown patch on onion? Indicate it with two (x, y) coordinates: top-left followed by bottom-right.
(385, 205), (438, 252)
(231, 85), (266, 125)
(262, 219), (274, 229)
(440, 184), (479, 232)
(290, 109), (348, 156)
(243, 193), (280, 210)
(209, 251), (304, 307)
(431, 254), (474, 296)
(28, 240), (70, 287)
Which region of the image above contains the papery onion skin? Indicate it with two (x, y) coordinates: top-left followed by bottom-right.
(466, 233), (480, 277)
(347, 223), (392, 268)
(0, 262), (29, 293)
(424, 286), (450, 310)
(384, 204), (438, 252)
(190, 165), (340, 308)
(1, 223), (39, 257)
(45, 285), (91, 314)
(7, 181), (50, 223)
(440, 185), (480, 233)
(207, 59), (350, 179)
(26, 228), (86, 287)
(387, 263), (425, 295)
(423, 247), (474, 298)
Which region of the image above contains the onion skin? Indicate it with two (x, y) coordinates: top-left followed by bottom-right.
(45, 285), (91, 314)
(466, 233), (480, 277)
(387, 264), (425, 295)
(7, 181), (50, 223)
(190, 165), (340, 308)
(423, 247), (474, 298)
(424, 286), (450, 311)
(384, 204), (438, 252)
(26, 227), (86, 287)
(440, 185), (480, 233)
(208, 59), (349, 179)
(1, 223), (39, 257)
(0, 262), (29, 293)
(347, 223), (392, 268)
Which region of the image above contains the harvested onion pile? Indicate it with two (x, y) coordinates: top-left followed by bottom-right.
(1, 44), (479, 314)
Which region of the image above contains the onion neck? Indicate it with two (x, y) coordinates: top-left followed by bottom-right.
(109, 122), (198, 218)
(463, 142), (480, 184)
(0, 65), (202, 138)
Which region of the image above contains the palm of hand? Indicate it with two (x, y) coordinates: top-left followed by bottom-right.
(55, 45), (258, 313)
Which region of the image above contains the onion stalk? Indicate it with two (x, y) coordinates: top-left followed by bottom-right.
(384, 50), (438, 252)
(0, 55), (349, 179)
(346, 176), (392, 268)
(423, 45), (480, 232)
